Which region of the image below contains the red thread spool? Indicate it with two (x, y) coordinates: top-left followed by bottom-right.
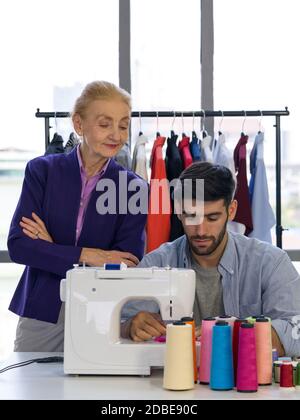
(280, 363), (294, 388)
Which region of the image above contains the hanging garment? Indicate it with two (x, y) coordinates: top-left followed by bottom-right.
(201, 133), (213, 162)
(232, 134), (253, 236)
(248, 132), (275, 243)
(165, 133), (184, 241)
(131, 134), (148, 181)
(45, 133), (64, 155)
(189, 132), (201, 161)
(147, 136), (171, 252)
(212, 133), (235, 177)
(114, 142), (132, 169)
(178, 135), (193, 168)
(64, 132), (80, 154)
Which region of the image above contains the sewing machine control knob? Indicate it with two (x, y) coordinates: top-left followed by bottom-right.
(60, 279), (66, 302)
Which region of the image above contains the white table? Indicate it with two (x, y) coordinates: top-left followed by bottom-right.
(0, 353), (300, 400)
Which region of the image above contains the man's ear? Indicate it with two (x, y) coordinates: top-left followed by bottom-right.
(228, 200), (238, 221)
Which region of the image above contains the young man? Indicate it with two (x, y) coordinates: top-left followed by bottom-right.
(121, 162), (300, 357)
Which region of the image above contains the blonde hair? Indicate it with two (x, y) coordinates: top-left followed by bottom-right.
(72, 81), (131, 119)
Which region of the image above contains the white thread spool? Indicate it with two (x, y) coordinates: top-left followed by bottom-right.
(163, 322), (194, 390)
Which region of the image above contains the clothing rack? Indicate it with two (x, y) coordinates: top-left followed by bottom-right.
(35, 107), (290, 249)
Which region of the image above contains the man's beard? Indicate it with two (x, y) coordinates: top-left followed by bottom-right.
(188, 219), (228, 256)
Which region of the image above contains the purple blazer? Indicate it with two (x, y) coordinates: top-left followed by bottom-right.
(8, 148), (147, 323)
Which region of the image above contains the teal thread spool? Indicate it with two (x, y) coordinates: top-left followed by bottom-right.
(210, 321), (234, 391)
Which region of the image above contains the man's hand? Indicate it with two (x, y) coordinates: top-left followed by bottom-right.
(79, 248), (139, 267)
(129, 311), (166, 342)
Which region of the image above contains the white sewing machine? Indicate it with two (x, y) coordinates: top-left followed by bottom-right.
(60, 265), (195, 375)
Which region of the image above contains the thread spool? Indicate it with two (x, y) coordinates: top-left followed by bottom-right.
(246, 315), (271, 325)
(272, 349), (279, 363)
(236, 323), (258, 393)
(280, 362), (294, 389)
(255, 318), (273, 385)
(210, 321), (234, 391)
(273, 361), (282, 383)
(199, 317), (216, 384)
(181, 317), (198, 384)
(295, 363), (300, 390)
(233, 318), (247, 384)
(217, 315), (236, 328)
(274, 361), (298, 385)
(163, 321), (194, 391)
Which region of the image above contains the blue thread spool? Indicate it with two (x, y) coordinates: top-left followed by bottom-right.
(210, 321), (234, 391)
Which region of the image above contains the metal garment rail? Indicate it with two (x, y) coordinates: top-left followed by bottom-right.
(35, 107), (290, 248)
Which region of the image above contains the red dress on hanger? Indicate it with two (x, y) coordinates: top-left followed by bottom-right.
(147, 136), (171, 253)
(233, 134), (253, 235)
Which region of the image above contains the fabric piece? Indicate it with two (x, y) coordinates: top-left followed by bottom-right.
(45, 133), (64, 155)
(212, 133), (235, 177)
(114, 142), (132, 169)
(132, 134), (148, 181)
(233, 135), (253, 235)
(189, 133), (201, 161)
(249, 132), (275, 243)
(178, 135), (193, 168)
(165, 134), (184, 241)
(147, 136), (171, 252)
(64, 132), (80, 154)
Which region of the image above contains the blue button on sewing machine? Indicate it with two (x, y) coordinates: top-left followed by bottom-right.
(104, 263), (127, 270)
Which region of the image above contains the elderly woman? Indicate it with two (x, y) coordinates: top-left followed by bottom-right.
(8, 81), (147, 352)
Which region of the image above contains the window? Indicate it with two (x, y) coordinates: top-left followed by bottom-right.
(0, 0), (119, 250)
(130, 0), (201, 146)
(0, 0), (119, 360)
(214, 0), (300, 250)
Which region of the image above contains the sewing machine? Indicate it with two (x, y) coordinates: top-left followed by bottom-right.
(60, 265), (195, 375)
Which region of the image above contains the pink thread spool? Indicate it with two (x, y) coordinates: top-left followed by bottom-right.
(236, 323), (258, 393)
(199, 317), (216, 384)
(233, 318), (247, 385)
(255, 318), (273, 385)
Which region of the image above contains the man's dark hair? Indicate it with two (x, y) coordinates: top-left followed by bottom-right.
(178, 162), (236, 208)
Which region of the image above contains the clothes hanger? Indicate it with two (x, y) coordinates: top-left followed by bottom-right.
(156, 112), (160, 137)
(139, 112), (143, 136)
(258, 110), (264, 134)
(170, 111), (176, 138)
(200, 109), (208, 139)
(241, 111), (247, 137)
(192, 111), (198, 140)
(181, 112), (186, 138)
(218, 110), (224, 136)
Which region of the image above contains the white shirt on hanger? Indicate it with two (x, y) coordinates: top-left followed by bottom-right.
(132, 134), (149, 182)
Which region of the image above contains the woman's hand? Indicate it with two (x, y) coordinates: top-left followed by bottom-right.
(79, 248), (139, 267)
(20, 212), (53, 243)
